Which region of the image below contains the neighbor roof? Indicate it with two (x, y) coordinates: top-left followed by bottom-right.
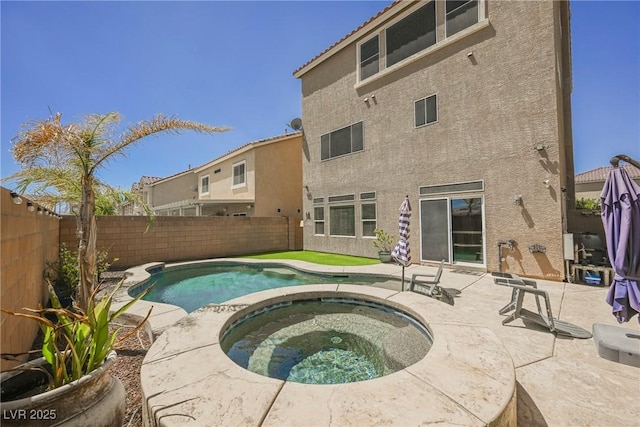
(194, 132), (301, 173)
(575, 164), (640, 183)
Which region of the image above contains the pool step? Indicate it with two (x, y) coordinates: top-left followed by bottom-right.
(263, 268), (297, 277)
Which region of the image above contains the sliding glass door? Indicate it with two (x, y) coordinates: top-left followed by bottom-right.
(420, 197), (484, 265)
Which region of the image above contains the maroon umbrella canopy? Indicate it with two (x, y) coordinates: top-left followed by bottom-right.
(601, 164), (640, 323)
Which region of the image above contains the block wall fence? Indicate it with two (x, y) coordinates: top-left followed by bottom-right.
(0, 187), (60, 370)
(59, 215), (303, 270)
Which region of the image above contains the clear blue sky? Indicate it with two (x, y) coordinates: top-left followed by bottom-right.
(2, 1), (639, 192)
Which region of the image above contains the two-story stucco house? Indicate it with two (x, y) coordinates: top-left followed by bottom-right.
(122, 132), (302, 218)
(294, 0), (574, 280)
(193, 132), (303, 217)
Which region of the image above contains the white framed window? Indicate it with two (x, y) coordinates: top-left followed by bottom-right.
(361, 203), (377, 237)
(314, 206), (325, 235)
(415, 94), (438, 127)
(200, 175), (210, 195)
(232, 161), (246, 188)
(359, 35), (379, 81)
(446, 0), (479, 37)
(356, 0), (487, 87)
(327, 194), (356, 237)
(320, 122), (364, 161)
(329, 205), (356, 237)
(386, 1), (436, 68)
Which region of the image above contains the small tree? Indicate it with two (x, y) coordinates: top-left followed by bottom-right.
(8, 112), (228, 309)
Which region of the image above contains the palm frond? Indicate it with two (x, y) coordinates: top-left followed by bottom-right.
(92, 114), (229, 172)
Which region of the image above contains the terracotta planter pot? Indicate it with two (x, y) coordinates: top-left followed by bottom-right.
(0, 351), (125, 427)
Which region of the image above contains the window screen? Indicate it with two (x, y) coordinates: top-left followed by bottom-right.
(386, 2), (436, 67)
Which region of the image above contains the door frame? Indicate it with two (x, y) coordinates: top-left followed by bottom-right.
(419, 195), (486, 267)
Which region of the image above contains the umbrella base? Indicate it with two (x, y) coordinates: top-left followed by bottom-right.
(592, 323), (640, 368)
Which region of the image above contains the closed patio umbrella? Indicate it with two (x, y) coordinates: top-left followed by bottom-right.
(601, 155), (640, 323)
(391, 196), (412, 290)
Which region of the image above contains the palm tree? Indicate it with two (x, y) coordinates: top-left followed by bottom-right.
(8, 112), (228, 309)
(7, 164), (147, 215)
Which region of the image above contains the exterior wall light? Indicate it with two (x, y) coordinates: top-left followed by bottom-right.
(10, 192), (23, 204)
(533, 143), (546, 151)
(27, 202), (35, 212)
(37, 207), (44, 215)
(514, 195), (523, 205)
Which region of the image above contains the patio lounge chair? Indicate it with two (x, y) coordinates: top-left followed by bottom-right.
(492, 272), (592, 339)
(410, 259), (445, 297)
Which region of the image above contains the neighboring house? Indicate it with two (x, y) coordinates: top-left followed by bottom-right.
(575, 164), (640, 201)
(194, 132), (302, 217)
(123, 132), (303, 218)
(294, 0), (574, 280)
(146, 169), (200, 216)
(118, 176), (162, 215)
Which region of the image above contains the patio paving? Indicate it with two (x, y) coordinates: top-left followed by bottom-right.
(124, 259), (640, 426)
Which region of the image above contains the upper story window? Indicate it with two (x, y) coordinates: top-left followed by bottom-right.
(386, 1), (436, 68)
(232, 161), (246, 188)
(200, 175), (209, 195)
(360, 35), (379, 81)
(356, 0), (485, 85)
(446, 0), (478, 37)
(415, 94), (438, 127)
(320, 122), (364, 160)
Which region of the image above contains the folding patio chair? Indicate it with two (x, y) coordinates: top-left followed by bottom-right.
(410, 259), (445, 297)
(491, 272), (592, 339)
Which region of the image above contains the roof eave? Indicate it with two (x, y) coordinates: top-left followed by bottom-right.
(293, 0), (407, 79)
(194, 132), (301, 173)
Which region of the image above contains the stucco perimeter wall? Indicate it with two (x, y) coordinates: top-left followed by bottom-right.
(59, 215), (300, 270)
(0, 187), (60, 370)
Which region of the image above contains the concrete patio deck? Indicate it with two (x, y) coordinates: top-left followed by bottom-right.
(122, 259), (640, 426)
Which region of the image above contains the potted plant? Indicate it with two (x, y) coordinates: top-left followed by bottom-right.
(373, 228), (395, 263)
(0, 280), (152, 427)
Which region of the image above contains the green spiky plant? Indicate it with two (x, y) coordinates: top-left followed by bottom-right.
(372, 228), (394, 253)
(1, 281), (152, 389)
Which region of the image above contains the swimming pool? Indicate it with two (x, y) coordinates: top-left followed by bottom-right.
(130, 262), (400, 312)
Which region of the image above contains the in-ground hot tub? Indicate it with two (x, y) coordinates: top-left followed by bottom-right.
(220, 297), (433, 384)
(140, 285), (516, 426)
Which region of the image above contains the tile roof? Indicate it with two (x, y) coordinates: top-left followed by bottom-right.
(132, 176), (163, 190)
(140, 131), (302, 185)
(293, 0), (400, 77)
(215, 132), (301, 160)
(575, 164), (640, 183)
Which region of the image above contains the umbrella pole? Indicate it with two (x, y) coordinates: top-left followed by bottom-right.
(402, 265), (405, 291)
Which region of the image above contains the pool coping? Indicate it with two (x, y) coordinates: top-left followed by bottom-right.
(115, 259), (517, 426)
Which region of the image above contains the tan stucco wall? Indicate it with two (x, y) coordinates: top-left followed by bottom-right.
(254, 135), (303, 218)
(59, 215), (300, 269)
(575, 177), (640, 202)
(149, 171), (198, 208)
(1, 187), (59, 370)
(299, 1), (572, 280)
(198, 151), (256, 204)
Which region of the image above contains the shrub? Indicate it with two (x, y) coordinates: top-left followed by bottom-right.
(46, 244), (118, 299)
(576, 198), (601, 211)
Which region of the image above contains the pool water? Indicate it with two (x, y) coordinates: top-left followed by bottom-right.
(133, 263), (399, 312)
(220, 299), (432, 384)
